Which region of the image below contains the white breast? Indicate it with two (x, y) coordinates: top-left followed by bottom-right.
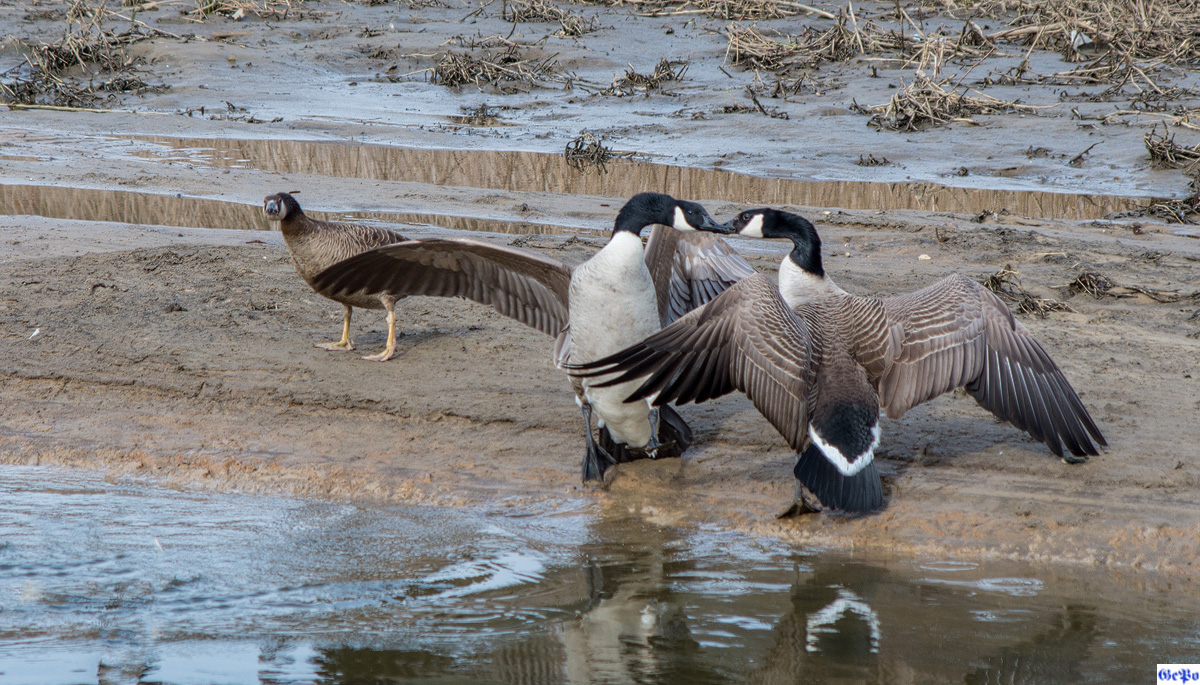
(568, 230), (660, 447)
(778, 257), (843, 309)
(569, 231), (660, 360)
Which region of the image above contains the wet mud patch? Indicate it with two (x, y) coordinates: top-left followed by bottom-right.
(4, 0), (1199, 199)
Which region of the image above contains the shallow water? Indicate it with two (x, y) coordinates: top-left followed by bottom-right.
(1, 466), (1195, 684)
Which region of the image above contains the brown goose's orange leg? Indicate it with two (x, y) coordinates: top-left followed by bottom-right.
(316, 304), (355, 351)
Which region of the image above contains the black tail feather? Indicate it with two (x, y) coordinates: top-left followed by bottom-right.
(793, 444), (885, 513)
(656, 404), (693, 454)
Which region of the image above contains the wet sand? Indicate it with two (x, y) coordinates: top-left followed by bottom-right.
(2, 0), (1200, 585)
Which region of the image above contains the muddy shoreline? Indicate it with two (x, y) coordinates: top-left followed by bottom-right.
(3, 0), (1200, 586)
(3, 201), (1199, 585)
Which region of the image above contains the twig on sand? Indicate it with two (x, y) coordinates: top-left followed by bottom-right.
(5, 103), (169, 114)
(981, 265), (1074, 318)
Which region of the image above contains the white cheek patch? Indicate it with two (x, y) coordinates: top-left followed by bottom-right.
(672, 206), (695, 231)
(739, 214), (764, 238)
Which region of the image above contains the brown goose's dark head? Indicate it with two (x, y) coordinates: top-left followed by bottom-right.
(263, 192), (303, 222)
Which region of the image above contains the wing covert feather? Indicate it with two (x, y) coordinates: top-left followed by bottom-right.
(644, 227), (758, 326)
(311, 238), (573, 337)
(835, 274), (1104, 456)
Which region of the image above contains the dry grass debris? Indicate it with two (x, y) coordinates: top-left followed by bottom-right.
(723, 23), (800, 70)
(190, 0), (300, 20)
(600, 59), (687, 97)
(959, 0), (1200, 96)
(1067, 270), (1186, 303)
(504, 0), (601, 36)
(868, 74), (1042, 131)
(614, 0), (834, 21)
(563, 132), (632, 172)
(973, 0), (1200, 65)
(856, 153), (891, 166)
(713, 87), (788, 118)
(982, 265), (1074, 318)
(431, 47), (559, 89)
(1145, 123), (1200, 175)
(1, 0), (166, 107)
(724, 6), (990, 74)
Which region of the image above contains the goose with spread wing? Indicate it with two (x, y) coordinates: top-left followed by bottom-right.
(311, 192), (755, 482)
(570, 208), (1106, 513)
(264, 192), (409, 362)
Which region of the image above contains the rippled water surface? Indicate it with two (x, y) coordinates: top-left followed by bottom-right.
(1, 466), (1196, 684)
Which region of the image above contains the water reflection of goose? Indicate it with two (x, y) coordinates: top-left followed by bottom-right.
(750, 562), (889, 684)
(554, 515), (723, 684)
(805, 587), (881, 654)
(313, 193), (754, 481)
(964, 606), (1098, 684)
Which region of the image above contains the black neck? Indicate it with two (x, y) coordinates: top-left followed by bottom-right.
(781, 215), (823, 277)
(612, 193), (674, 236)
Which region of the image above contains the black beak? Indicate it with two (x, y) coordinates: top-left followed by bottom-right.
(264, 200), (278, 215)
(698, 215), (735, 234)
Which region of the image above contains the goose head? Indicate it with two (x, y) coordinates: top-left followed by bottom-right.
(612, 192), (728, 236)
(730, 208), (824, 277)
(263, 192), (303, 221)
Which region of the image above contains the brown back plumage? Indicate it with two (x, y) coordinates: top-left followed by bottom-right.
(264, 192), (407, 286)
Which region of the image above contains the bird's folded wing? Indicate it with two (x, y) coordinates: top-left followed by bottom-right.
(644, 226), (758, 327)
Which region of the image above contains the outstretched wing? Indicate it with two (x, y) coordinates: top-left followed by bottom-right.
(644, 226), (758, 327)
(569, 274), (818, 452)
(311, 237), (573, 337)
(849, 274), (1106, 458)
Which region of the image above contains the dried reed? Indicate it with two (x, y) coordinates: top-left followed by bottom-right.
(1145, 123), (1200, 175)
(504, 0), (600, 36)
(1068, 270), (1184, 303)
(600, 58), (687, 97)
(190, 0), (299, 19)
(563, 132), (633, 171)
(431, 47), (559, 88)
(868, 74), (1042, 131)
(982, 265), (1074, 318)
(1, 0), (162, 106)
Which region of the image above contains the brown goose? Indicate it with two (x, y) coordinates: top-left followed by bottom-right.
(570, 208), (1105, 513)
(263, 192), (407, 362)
(311, 193), (755, 482)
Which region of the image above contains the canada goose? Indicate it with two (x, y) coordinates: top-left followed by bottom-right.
(570, 208), (1106, 513)
(568, 269), (884, 512)
(311, 192), (755, 482)
(263, 192), (408, 362)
